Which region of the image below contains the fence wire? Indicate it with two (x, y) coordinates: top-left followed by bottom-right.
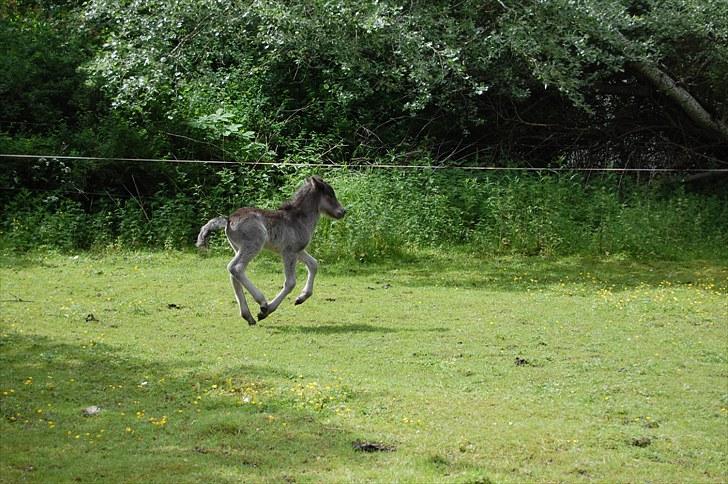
(2, 153), (727, 173)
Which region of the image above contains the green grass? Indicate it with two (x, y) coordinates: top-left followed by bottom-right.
(1, 250), (727, 483)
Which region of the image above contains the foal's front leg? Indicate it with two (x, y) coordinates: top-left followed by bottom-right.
(258, 252), (297, 320)
(294, 250), (318, 305)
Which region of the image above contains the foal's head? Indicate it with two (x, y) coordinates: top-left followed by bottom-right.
(310, 176), (346, 219)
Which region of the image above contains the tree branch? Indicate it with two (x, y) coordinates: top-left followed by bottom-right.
(629, 61), (728, 141)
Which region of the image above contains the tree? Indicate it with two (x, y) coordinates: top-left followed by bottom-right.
(6, 0), (727, 167)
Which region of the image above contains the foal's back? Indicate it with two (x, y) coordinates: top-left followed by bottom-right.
(226, 206), (310, 254)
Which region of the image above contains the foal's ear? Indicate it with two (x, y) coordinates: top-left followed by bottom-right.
(310, 175), (324, 188)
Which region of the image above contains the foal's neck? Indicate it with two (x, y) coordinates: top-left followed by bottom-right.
(285, 190), (321, 230)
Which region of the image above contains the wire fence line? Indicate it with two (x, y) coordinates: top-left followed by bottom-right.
(2, 153), (728, 173)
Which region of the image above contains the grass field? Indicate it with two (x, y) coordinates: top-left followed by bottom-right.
(1, 250), (726, 483)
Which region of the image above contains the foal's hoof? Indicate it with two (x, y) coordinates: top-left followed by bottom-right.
(257, 304), (269, 321)
(243, 314), (257, 326)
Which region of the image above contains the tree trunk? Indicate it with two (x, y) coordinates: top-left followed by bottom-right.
(629, 61), (728, 141)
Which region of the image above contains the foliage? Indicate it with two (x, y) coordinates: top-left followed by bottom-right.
(2, 170), (726, 261)
(71, 0), (728, 165)
(0, 2), (91, 132)
(0, 0), (176, 191)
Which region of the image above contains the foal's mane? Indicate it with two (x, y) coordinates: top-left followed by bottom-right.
(279, 178), (318, 211)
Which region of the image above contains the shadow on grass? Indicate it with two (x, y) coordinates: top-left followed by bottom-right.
(328, 255), (728, 293)
(0, 250), (57, 270)
(270, 323), (449, 335)
(0, 332), (379, 483)
(3, 248), (726, 294)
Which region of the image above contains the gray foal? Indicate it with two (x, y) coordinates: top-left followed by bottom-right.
(196, 176), (346, 325)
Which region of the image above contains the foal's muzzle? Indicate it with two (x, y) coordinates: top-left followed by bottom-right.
(335, 208), (347, 219)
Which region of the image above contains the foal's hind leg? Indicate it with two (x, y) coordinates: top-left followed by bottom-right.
(227, 222), (269, 319)
(228, 247), (266, 325)
(228, 271), (256, 326)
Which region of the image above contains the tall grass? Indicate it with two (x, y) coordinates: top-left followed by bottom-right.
(314, 171), (727, 260)
(1, 169), (726, 260)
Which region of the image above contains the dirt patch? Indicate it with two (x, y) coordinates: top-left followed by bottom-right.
(352, 440), (395, 452)
(631, 436), (652, 447)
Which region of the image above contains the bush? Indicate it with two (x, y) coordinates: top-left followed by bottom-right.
(1, 169), (726, 260)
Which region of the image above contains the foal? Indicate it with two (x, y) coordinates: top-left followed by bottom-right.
(196, 176), (346, 325)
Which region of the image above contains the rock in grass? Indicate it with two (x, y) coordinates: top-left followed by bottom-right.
(82, 405), (101, 417)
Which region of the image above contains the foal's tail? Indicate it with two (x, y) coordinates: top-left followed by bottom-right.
(196, 216), (228, 249)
